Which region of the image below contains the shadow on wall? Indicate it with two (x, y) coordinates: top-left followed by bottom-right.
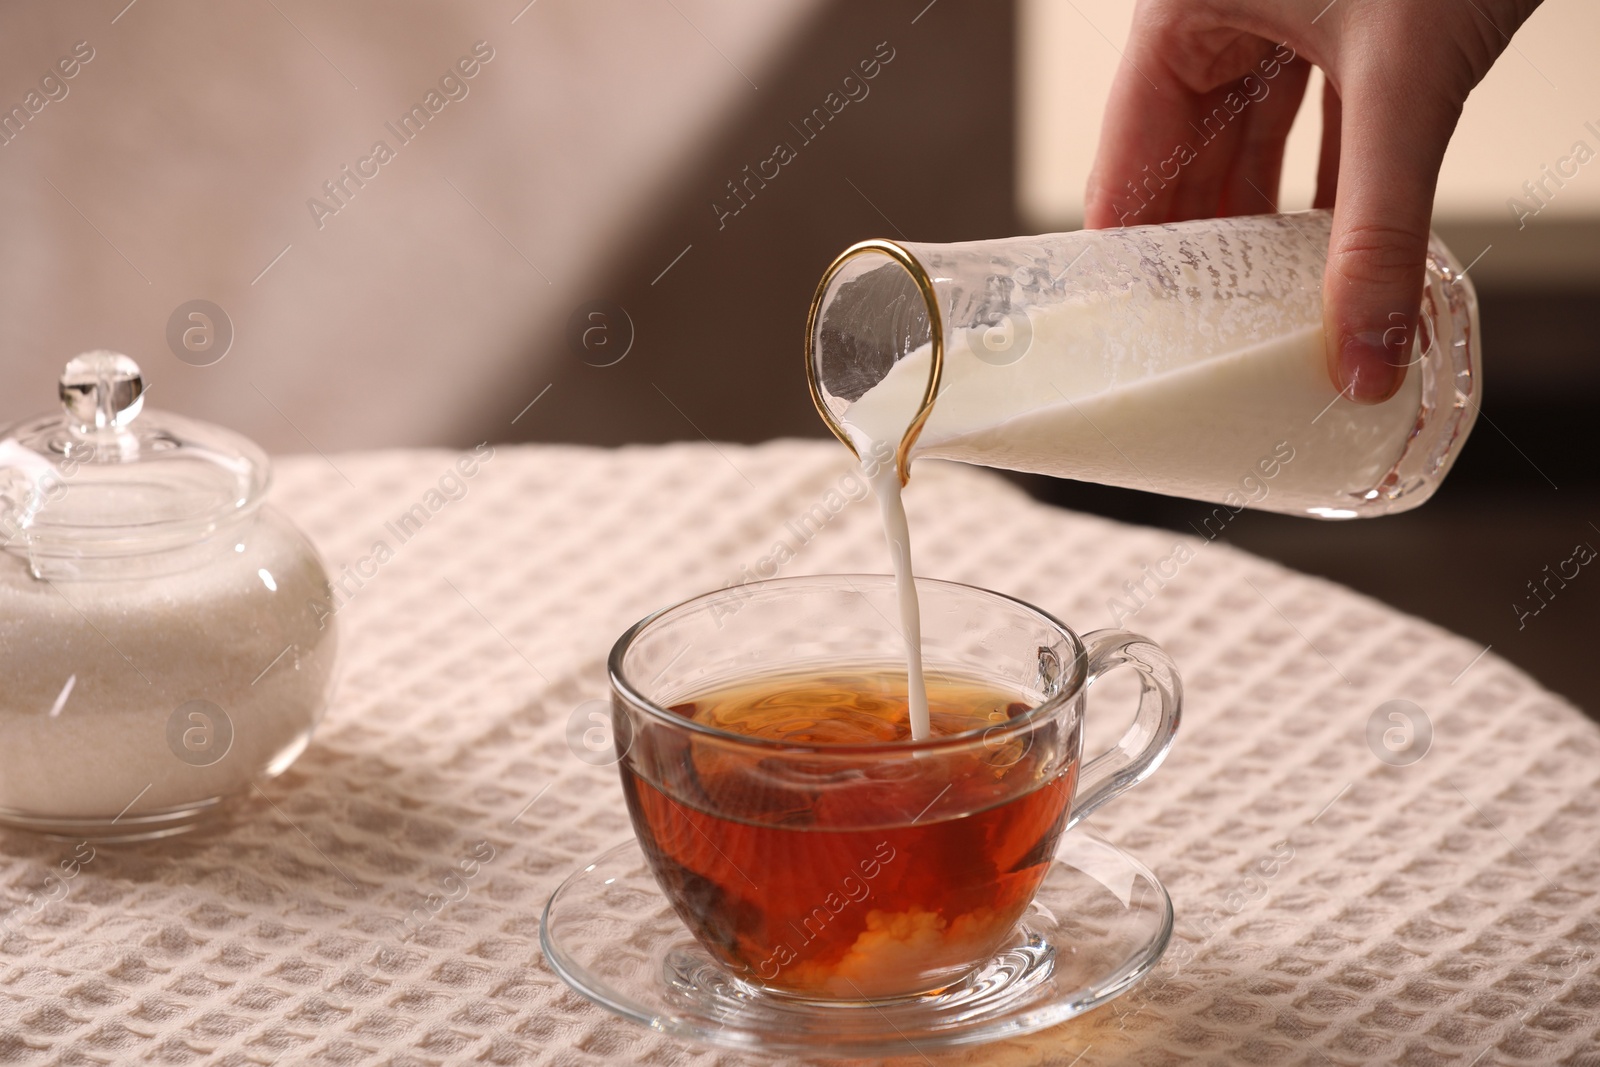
(504, 0), (1020, 449)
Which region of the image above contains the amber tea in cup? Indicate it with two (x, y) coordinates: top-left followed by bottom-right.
(624, 668), (1076, 997)
(610, 576), (1180, 1002)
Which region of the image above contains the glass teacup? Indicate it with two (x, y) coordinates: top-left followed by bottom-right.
(609, 574), (1180, 1001)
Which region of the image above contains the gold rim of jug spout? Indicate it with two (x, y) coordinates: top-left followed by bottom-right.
(805, 239), (944, 487)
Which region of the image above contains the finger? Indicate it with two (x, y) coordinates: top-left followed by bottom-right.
(1084, 48), (1196, 228)
(1215, 57), (1313, 216)
(1164, 84), (1252, 222)
(1321, 60), (1460, 403)
(1312, 77), (1340, 211)
(1088, 64), (1258, 227)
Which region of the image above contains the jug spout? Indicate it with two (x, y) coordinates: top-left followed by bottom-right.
(805, 211), (1480, 519)
(805, 239), (946, 487)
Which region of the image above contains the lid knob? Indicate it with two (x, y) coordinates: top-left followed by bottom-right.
(60, 351), (145, 433)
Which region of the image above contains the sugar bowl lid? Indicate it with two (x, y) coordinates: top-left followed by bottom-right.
(0, 351), (269, 577)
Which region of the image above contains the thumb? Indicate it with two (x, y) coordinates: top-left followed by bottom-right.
(1322, 61), (1462, 403)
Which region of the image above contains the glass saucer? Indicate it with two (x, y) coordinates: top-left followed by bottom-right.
(539, 827), (1173, 1057)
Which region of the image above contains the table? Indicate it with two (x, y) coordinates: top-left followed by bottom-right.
(3, 442), (1595, 1065)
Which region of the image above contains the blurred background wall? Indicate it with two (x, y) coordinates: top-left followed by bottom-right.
(0, 0), (1593, 708)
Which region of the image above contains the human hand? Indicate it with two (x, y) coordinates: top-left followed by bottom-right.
(1084, 0), (1543, 402)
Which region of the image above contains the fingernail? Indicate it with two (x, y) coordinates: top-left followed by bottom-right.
(1338, 331), (1403, 404)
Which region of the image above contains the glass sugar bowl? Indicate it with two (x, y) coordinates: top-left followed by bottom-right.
(0, 352), (339, 841)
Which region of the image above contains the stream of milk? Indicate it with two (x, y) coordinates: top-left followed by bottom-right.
(864, 458), (931, 741)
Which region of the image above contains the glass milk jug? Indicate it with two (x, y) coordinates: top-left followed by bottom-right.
(806, 211), (1480, 519)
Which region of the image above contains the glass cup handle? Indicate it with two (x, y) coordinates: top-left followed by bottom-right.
(1064, 629), (1182, 830)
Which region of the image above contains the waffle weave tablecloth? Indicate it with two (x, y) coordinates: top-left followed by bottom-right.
(1, 441), (1596, 1066)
